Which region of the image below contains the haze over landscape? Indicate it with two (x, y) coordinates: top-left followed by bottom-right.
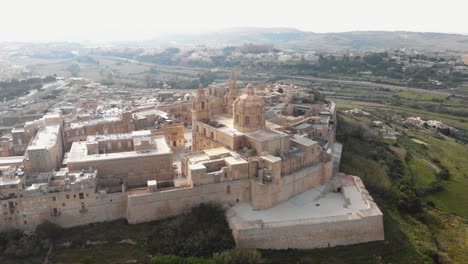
(0, 0), (467, 42)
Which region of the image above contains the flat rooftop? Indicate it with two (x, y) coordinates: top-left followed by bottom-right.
(291, 136), (318, 147)
(0, 156), (24, 166)
(210, 116), (287, 143)
(134, 109), (169, 119)
(231, 184), (369, 223)
(68, 135), (171, 163)
(212, 114), (234, 128)
(244, 129), (288, 142)
(28, 124), (60, 150)
(0, 177), (21, 187)
(86, 133), (133, 144)
(186, 147), (246, 166)
(203, 148), (231, 159)
(293, 123), (312, 130)
(68, 117), (120, 129)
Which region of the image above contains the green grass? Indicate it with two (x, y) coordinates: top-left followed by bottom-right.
(411, 138), (428, 145)
(408, 157), (436, 187)
(396, 90), (448, 101)
(52, 243), (148, 264)
(395, 128), (468, 218)
(427, 210), (468, 264)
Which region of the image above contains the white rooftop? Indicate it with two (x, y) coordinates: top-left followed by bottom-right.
(68, 135), (171, 163)
(132, 130), (152, 137)
(68, 117), (120, 129)
(0, 177), (21, 186)
(28, 124), (60, 150)
(231, 184), (369, 223)
(0, 156), (24, 166)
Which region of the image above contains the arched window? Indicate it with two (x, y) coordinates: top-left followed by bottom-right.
(201, 102), (205, 110)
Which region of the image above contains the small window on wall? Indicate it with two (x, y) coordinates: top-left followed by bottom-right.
(201, 102), (205, 110)
(79, 193), (84, 199)
(245, 116), (250, 125)
(226, 185), (231, 194)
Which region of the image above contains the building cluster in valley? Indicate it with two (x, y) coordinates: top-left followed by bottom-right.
(0, 74), (384, 249)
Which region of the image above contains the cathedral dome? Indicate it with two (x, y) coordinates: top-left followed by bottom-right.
(233, 84), (265, 109)
(233, 84), (266, 132)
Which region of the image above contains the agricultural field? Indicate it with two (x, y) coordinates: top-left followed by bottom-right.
(9, 56), (232, 89)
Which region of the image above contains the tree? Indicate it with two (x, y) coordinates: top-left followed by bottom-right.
(213, 249), (264, 264)
(147, 203), (235, 257)
(151, 255), (214, 264)
(36, 220), (63, 240)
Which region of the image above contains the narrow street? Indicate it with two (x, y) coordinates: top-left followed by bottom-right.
(173, 127), (193, 176)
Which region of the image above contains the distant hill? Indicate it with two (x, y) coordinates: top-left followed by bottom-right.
(149, 27), (306, 47)
(147, 28), (468, 53)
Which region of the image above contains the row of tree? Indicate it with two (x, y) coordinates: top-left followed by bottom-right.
(0, 75), (56, 101)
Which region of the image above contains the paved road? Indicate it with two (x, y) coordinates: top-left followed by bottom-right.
(173, 127), (193, 175)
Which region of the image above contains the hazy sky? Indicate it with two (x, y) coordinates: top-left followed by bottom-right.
(0, 0), (466, 42)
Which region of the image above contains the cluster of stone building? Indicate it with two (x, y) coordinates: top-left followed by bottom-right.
(0, 74), (384, 249)
(406, 116), (450, 130)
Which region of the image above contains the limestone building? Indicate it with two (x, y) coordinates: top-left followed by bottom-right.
(23, 114), (64, 175)
(0, 78), (384, 251)
(67, 131), (174, 190)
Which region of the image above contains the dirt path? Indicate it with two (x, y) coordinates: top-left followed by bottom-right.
(422, 159), (441, 173)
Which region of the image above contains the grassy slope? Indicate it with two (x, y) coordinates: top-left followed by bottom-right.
(403, 129), (468, 217)
(408, 157), (436, 187)
(334, 106), (467, 263)
(46, 203), (235, 263)
(336, 100), (468, 131)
